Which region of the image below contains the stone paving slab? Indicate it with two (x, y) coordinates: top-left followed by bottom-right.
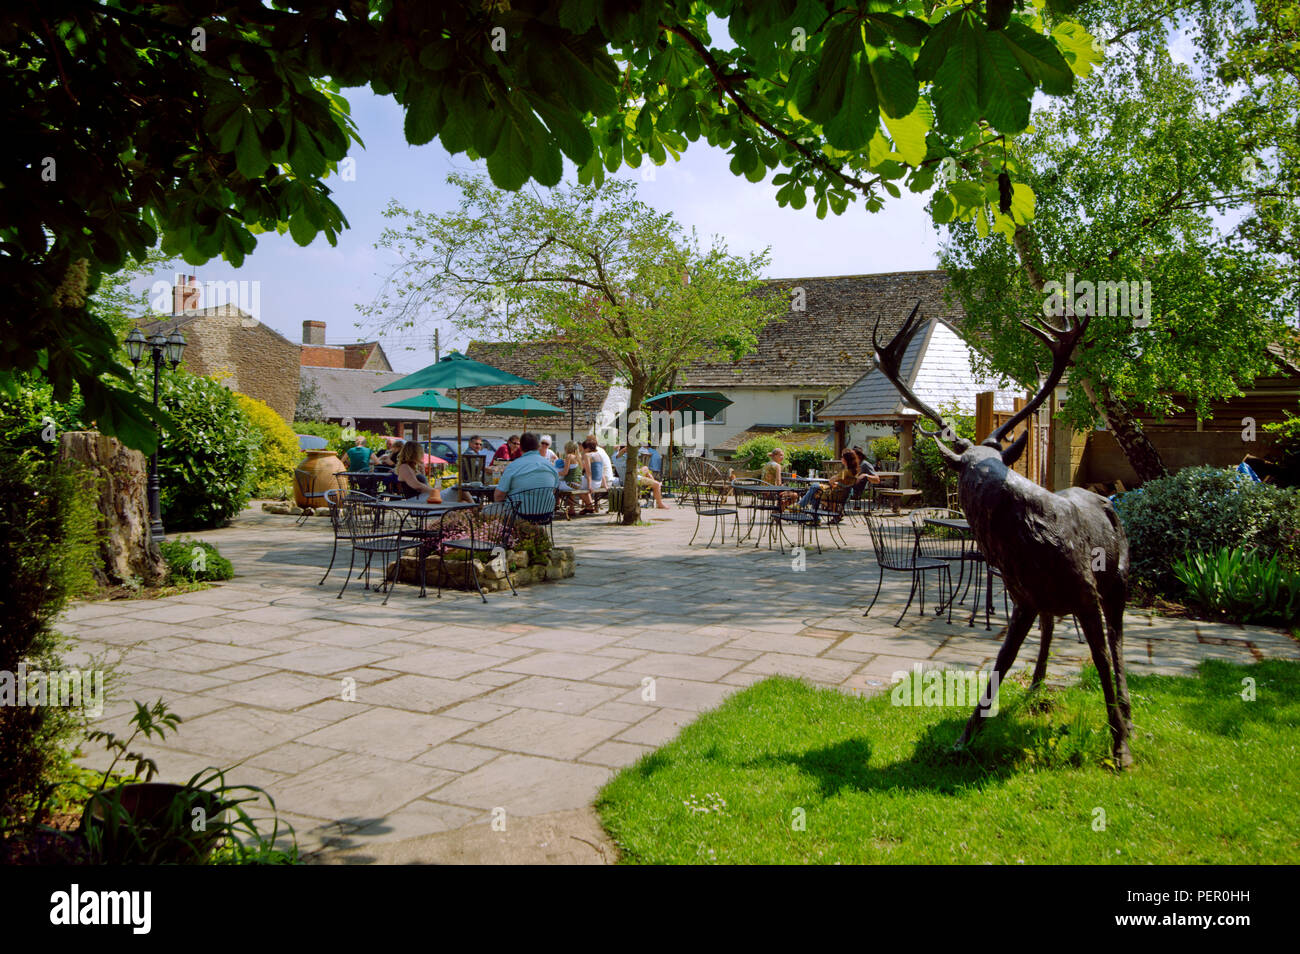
(63, 502), (1296, 864)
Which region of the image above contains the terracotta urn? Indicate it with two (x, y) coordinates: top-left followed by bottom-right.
(294, 449), (346, 507)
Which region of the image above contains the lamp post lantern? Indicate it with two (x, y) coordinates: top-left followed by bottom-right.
(126, 326), (187, 540)
(556, 382), (584, 442)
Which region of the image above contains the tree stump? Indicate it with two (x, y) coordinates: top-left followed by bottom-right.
(58, 431), (166, 587)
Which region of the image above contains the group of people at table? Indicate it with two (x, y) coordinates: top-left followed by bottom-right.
(339, 432), (671, 515)
(730, 446), (883, 522)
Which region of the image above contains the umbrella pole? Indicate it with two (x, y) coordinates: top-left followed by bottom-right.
(426, 409), (432, 478)
(456, 389), (463, 483)
(666, 400), (676, 494)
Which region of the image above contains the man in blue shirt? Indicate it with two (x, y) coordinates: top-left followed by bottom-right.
(494, 432), (560, 502)
(342, 438), (372, 471)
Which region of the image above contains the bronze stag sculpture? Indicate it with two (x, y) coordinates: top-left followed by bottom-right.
(873, 304), (1133, 767)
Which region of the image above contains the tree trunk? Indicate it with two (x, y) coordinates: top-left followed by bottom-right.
(620, 377), (647, 526)
(1077, 379), (1169, 484)
(58, 431), (167, 586)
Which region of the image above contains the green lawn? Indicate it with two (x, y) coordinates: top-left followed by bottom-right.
(596, 660), (1300, 864)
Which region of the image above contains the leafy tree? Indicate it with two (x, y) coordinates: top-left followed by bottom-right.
(4, 1), (1095, 452)
(294, 374), (327, 423)
(939, 5), (1298, 481)
(366, 173), (784, 524)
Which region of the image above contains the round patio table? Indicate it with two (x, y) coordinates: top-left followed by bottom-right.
(920, 516), (1000, 629)
(732, 482), (801, 549)
(340, 470), (398, 496)
(370, 499), (480, 598)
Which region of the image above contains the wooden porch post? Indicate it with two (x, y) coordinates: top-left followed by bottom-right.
(974, 391), (994, 444)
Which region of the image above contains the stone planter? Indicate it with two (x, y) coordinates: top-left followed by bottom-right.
(390, 546), (576, 593)
(294, 449), (346, 507)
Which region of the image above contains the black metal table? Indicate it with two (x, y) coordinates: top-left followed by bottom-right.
(372, 499), (479, 598)
(340, 470), (398, 497)
(732, 483), (801, 549)
(921, 517), (999, 628)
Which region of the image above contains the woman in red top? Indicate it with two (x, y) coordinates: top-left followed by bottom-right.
(492, 435), (521, 463)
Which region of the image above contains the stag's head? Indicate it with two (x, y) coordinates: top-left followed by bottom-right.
(871, 302), (1089, 474)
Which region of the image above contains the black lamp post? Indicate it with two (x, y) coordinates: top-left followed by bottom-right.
(125, 327), (187, 540)
(556, 381), (585, 442)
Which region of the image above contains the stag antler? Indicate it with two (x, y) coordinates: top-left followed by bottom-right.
(983, 309), (1091, 456)
(872, 302), (964, 465)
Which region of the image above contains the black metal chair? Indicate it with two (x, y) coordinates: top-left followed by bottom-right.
(440, 501), (518, 603)
(294, 467), (339, 525)
(863, 514), (952, 626)
(910, 507), (972, 617)
(732, 480), (782, 548)
(507, 487), (559, 544)
(320, 488), (375, 585)
(685, 481), (738, 547)
(337, 502), (408, 603)
(774, 483), (851, 553)
(458, 453), (485, 485)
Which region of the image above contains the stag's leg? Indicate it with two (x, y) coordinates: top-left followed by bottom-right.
(955, 602), (1034, 750)
(1079, 600), (1133, 769)
(1103, 587), (1133, 733)
(1030, 613), (1055, 691)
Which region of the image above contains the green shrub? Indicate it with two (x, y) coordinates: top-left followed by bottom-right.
(0, 377), (86, 455)
(910, 403), (974, 504)
(1114, 466), (1300, 593)
(1174, 547), (1300, 625)
(232, 392), (299, 498)
(158, 538), (234, 584)
(733, 433), (786, 471)
(148, 366), (257, 530)
(292, 420), (387, 456)
(868, 435), (899, 463)
(786, 443), (834, 477)
(0, 448), (102, 828)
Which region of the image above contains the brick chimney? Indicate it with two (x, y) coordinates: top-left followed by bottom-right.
(173, 275), (200, 313)
(303, 320), (326, 345)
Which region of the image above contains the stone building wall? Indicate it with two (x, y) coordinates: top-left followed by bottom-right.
(156, 306), (300, 421)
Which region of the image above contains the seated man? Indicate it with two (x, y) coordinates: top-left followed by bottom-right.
(342, 437), (372, 471)
(494, 432), (560, 517)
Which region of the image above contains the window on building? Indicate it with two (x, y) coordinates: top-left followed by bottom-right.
(796, 397), (825, 424)
(703, 407), (726, 425)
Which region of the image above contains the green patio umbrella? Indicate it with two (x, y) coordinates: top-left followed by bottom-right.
(481, 393), (566, 423)
(383, 390), (480, 475)
(644, 390), (734, 487)
(376, 352), (535, 477)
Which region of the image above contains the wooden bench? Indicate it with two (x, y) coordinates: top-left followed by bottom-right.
(877, 488), (922, 513)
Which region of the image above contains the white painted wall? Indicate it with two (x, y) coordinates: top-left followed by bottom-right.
(684, 387), (842, 453)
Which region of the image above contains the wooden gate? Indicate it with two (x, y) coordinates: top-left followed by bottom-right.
(975, 392), (1049, 486)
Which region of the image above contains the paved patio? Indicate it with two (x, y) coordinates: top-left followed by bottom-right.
(60, 502), (1299, 862)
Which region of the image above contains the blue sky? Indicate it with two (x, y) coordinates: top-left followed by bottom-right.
(133, 85), (942, 374)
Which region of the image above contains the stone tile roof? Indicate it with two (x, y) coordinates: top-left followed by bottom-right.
(300, 366), (426, 422)
(681, 270), (961, 389)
